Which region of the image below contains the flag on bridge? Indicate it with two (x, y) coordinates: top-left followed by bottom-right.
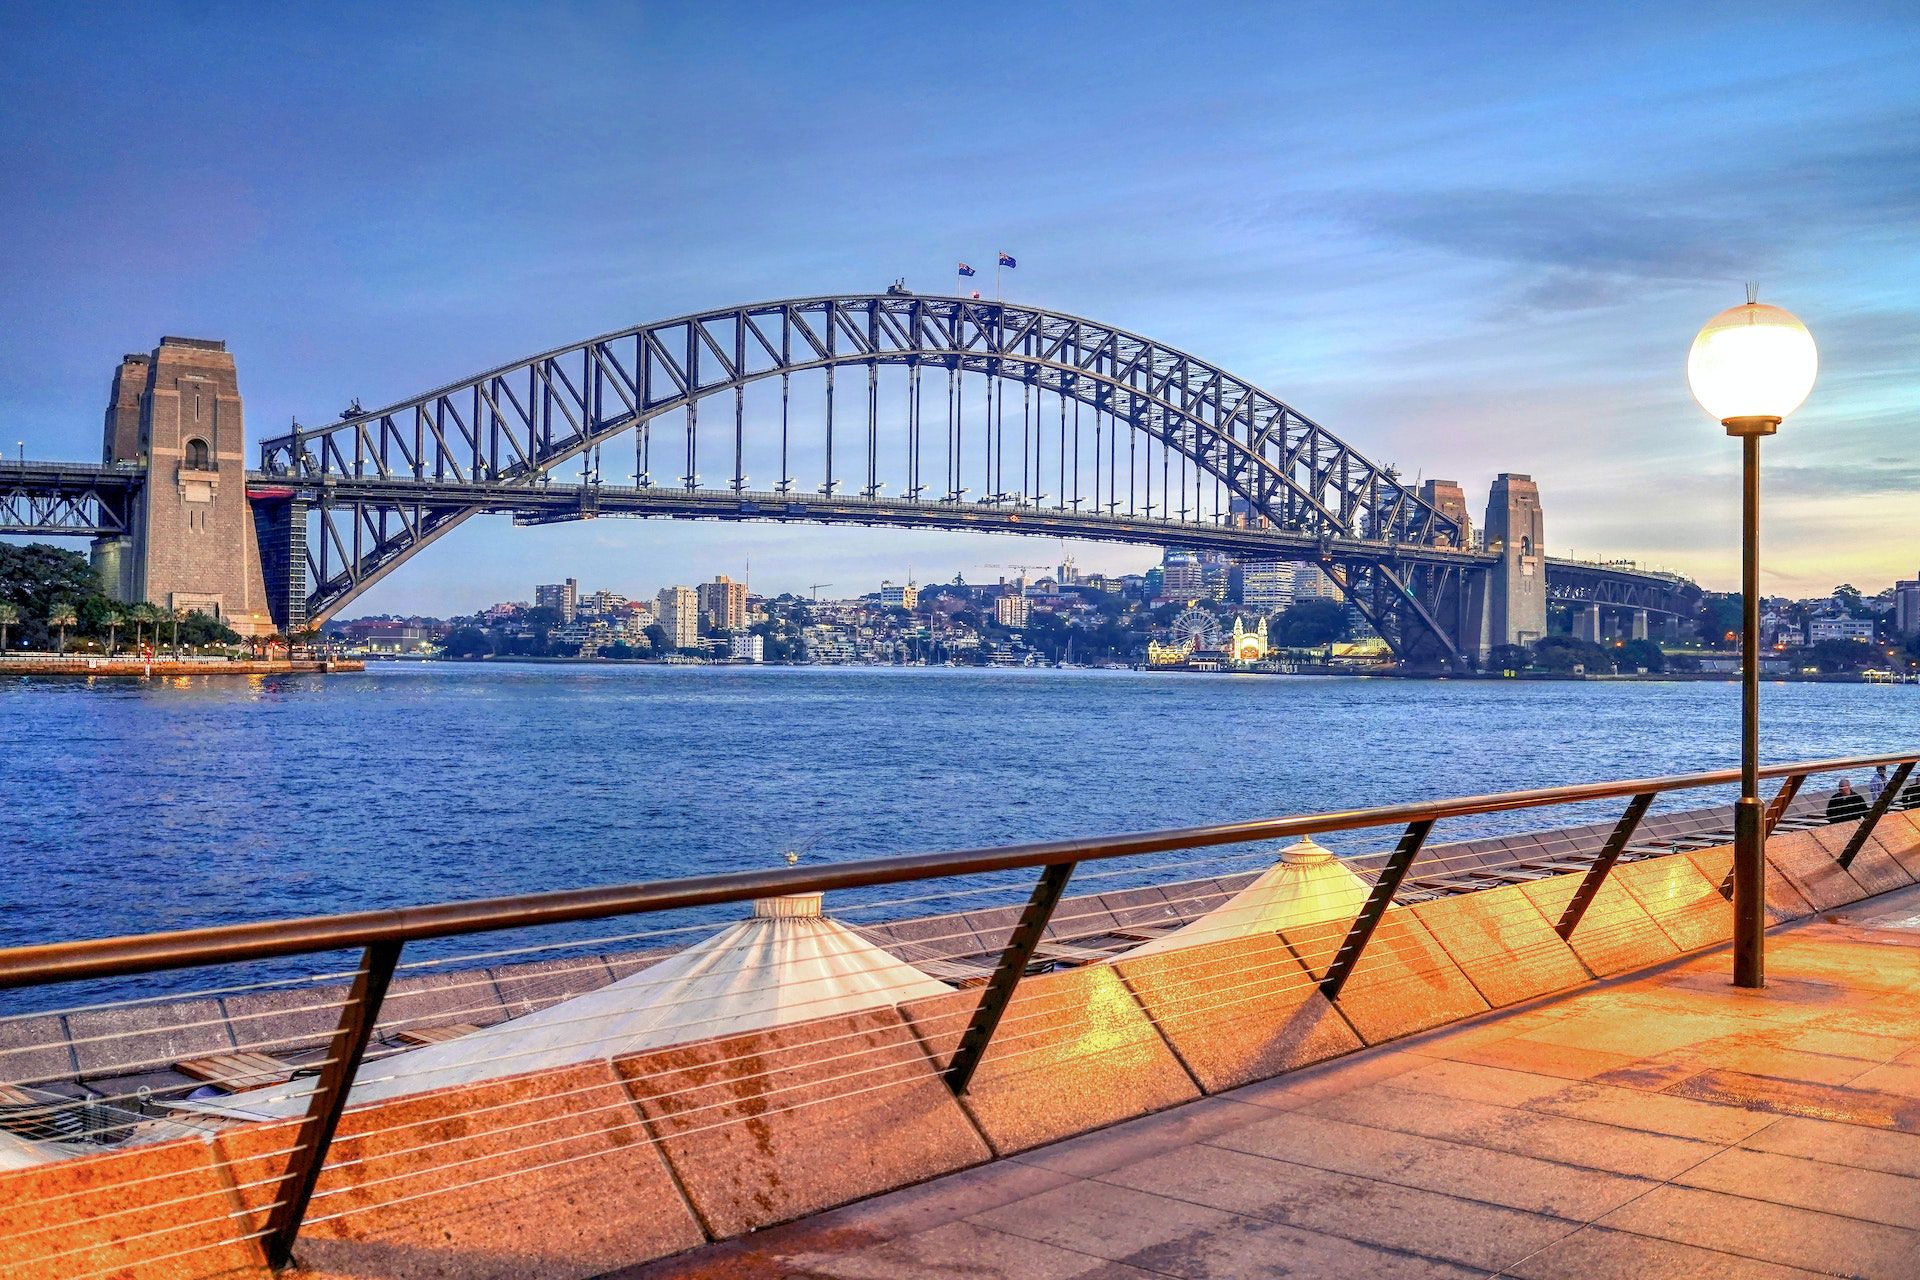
(997, 252), (1017, 269)
(957, 262), (976, 277)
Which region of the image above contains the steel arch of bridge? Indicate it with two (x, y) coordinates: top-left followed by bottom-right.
(257, 295), (1478, 656)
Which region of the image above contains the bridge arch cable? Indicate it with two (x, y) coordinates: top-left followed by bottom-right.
(255, 295), (1473, 655)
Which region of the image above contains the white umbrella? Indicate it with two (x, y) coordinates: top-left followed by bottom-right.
(185, 892), (951, 1121)
(1121, 838), (1370, 958)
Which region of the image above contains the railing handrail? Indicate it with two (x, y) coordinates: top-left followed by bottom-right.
(2, 749), (1912, 992)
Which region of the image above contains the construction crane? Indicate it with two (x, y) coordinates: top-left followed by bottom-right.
(808, 583), (833, 601)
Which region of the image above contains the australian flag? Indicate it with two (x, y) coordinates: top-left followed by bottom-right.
(998, 252), (1017, 269)
(957, 262), (976, 277)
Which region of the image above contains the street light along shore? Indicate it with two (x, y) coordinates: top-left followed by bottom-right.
(1687, 292), (1818, 989)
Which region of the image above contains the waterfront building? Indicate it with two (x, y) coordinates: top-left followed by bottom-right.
(698, 575), (748, 631)
(1228, 616), (1269, 663)
(801, 625), (855, 663)
(996, 594), (1031, 627)
(1241, 560), (1296, 613)
(879, 580), (919, 609)
(657, 585), (699, 649)
(1809, 616), (1875, 643)
(1896, 576), (1920, 637)
(729, 633), (765, 663)
(535, 577), (580, 622)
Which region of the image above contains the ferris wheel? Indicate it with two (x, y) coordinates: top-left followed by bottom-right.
(1170, 607), (1222, 649)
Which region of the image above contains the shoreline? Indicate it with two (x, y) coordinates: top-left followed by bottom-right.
(0, 657), (364, 678)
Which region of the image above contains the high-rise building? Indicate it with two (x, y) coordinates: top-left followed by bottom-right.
(656, 585), (698, 650)
(995, 594), (1031, 627)
(697, 575), (747, 630)
(879, 580), (919, 609)
(535, 578), (580, 623)
(1161, 551), (1203, 599)
(1292, 564), (1343, 602)
(1241, 561), (1297, 613)
(1896, 576), (1920, 637)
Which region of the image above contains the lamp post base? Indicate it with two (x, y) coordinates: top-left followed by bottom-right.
(1733, 795), (1766, 988)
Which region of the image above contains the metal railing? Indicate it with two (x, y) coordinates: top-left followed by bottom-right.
(0, 748), (1914, 1272)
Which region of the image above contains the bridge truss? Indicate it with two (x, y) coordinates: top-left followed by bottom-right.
(1544, 558), (1700, 618)
(0, 462), (139, 537)
(256, 295), (1484, 660)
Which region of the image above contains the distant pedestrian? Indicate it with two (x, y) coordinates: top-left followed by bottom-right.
(1827, 779), (1869, 824)
(1868, 765), (1890, 806)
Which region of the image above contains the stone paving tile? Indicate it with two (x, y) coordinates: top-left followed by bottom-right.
(1381, 1057), (1774, 1144)
(1089, 1141), (1574, 1273)
(1006, 1095), (1273, 1179)
(1668, 1068), (1920, 1133)
(1204, 1108), (1659, 1220)
(1502, 1224), (1831, 1279)
(1213, 1036), (1428, 1110)
(1851, 1058), (1920, 1099)
(1301, 1080), (1721, 1179)
(1597, 1183), (1920, 1278)
(793, 1219), (1163, 1280)
(1676, 1144), (1920, 1230)
(1741, 1113), (1920, 1178)
(1442, 1030), (1642, 1081)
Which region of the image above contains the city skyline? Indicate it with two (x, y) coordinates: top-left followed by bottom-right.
(5, 6), (1919, 612)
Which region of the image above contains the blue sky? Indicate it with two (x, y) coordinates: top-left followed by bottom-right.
(4, 3), (1917, 613)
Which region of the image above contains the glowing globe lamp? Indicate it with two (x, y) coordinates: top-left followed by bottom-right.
(1687, 301), (1818, 430)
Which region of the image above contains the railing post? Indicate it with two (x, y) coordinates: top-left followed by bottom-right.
(1557, 793), (1654, 939)
(1720, 772), (1806, 899)
(1764, 772), (1808, 836)
(1839, 761), (1915, 870)
(1320, 819), (1434, 1001)
(263, 940), (401, 1270)
(944, 862), (1075, 1095)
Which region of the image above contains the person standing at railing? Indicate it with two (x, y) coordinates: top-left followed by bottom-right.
(1827, 778), (1869, 824)
(1868, 765), (1890, 806)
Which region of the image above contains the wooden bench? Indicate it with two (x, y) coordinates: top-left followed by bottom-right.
(174, 1051), (296, 1092)
(389, 1022), (484, 1047)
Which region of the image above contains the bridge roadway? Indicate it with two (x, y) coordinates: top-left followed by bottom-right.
(2, 460), (1689, 615)
(626, 886), (1920, 1280)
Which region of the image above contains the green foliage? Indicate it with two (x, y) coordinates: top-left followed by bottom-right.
(1530, 634), (1615, 673)
(1487, 643), (1531, 672)
(442, 626), (494, 659)
(1272, 599), (1348, 648)
(1695, 593), (1742, 644)
(644, 623), (671, 654)
(1616, 638), (1666, 673)
(1809, 637), (1872, 673)
(178, 610), (240, 647)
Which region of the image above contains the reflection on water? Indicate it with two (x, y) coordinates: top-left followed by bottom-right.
(2, 663), (1911, 954)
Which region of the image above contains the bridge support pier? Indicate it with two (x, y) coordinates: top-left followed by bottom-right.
(97, 338), (276, 638)
(1473, 473), (1547, 661)
(1577, 603), (1602, 643)
(1632, 608), (1650, 641)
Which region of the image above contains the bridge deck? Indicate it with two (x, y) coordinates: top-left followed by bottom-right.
(624, 887), (1920, 1280)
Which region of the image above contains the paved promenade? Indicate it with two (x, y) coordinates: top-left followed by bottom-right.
(623, 887), (1920, 1279)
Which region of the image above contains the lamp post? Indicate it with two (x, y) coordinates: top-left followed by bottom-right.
(1687, 295), (1818, 989)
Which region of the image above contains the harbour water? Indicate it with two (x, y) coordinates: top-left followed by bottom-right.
(3, 663), (1914, 953)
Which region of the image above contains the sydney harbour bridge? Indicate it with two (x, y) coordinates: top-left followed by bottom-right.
(0, 292), (1696, 666)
